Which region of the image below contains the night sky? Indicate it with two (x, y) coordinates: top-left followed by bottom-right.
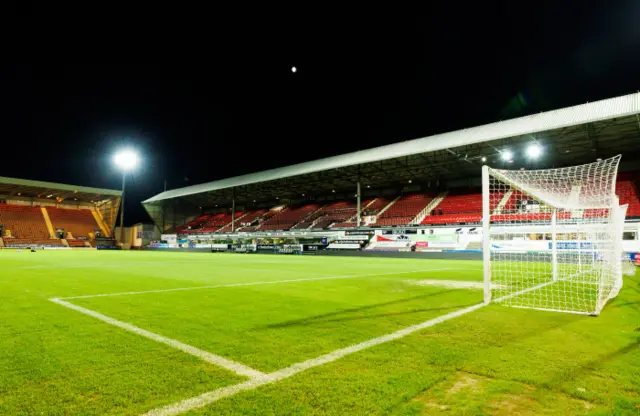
(1, 2), (639, 225)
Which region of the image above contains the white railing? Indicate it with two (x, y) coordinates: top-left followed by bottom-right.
(373, 196), (401, 222)
(492, 190), (513, 214)
(411, 191), (448, 225)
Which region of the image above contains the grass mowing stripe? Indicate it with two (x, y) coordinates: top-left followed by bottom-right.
(58, 268), (471, 300)
(140, 302), (486, 416)
(49, 298), (266, 379)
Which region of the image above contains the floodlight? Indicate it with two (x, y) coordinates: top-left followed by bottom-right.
(114, 149), (139, 171)
(501, 150), (513, 161)
(526, 144), (542, 159)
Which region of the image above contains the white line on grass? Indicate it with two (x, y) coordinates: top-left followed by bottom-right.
(49, 298), (266, 379)
(407, 279), (507, 290)
(58, 268), (471, 300)
(140, 302), (486, 416)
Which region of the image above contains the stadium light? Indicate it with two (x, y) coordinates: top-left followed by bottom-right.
(113, 149), (140, 247)
(114, 149), (139, 171)
(501, 150), (513, 161)
(526, 144), (542, 159)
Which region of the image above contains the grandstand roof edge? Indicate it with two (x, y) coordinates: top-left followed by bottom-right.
(0, 176), (122, 197)
(142, 92), (640, 204)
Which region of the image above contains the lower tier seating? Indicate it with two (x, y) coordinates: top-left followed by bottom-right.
(260, 204), (320, 230)
(0, 204), (49, 238)
(374, 193), (433, 226)
(170, 173), (640, 232)
(67, 239), (89, 247)
(48, 207), (101, 238)
(423, 214), (482, 225)
(3, 238), (63, 247)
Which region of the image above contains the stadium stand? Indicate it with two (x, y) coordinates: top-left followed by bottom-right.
(0, 204), (50, 238)
(421, 189), (483, 225)
(47, 207), (101, 239)
(617, 180), (640, 217)
(66, 239), (89, 247)
(374, 193), (433, 226)
(306, 200), (359, 229)
(236, 209), (268, 226)
(176, 215), (210, 233)
(331, 221), (361, 228)
(291, 219), (315, 230)
(2, 237), (63, 247)
(199, 212), (245, 233)
(217, 211), (265, 233)
(259, 204), (321, 230)
(166, 173), (640, 232)
(363, 197), (389, 215)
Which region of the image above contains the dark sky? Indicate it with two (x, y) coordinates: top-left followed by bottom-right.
(1, 2), (639, 225)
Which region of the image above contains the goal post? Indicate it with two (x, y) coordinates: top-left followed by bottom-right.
(482, 156), (625, 315)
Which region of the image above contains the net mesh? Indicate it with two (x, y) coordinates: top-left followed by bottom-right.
(485, 156), (624, 315)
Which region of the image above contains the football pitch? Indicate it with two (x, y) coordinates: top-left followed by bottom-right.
(1, 251), (638, 415)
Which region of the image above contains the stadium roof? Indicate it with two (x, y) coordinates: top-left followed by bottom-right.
(144, 92), (640, 206)
(0, 176), (122, 204)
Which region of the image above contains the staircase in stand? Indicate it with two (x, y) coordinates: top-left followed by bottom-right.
(373, 196), (401, 223)
(222, 212), (248, 231)
(411, 191), (448, 224)
(493, 190), (513, 214)
(291, 204), (326, 230)
(40, 207), (56, 238)
(343, 199), (377, 224)
(91, 209), (112, 237)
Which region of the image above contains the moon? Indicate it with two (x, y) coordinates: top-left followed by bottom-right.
(291, 66), (297, 73)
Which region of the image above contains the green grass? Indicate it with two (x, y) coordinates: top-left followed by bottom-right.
(0, 250), (638, 415)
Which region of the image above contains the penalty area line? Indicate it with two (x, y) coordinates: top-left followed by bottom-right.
(48, 298), (266, 379)
(140, 302), (486, 416)
(58, 268), (472, 300)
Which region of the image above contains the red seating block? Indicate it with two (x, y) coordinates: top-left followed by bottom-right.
(47, 207), (101, 238)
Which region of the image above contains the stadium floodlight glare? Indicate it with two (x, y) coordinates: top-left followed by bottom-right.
(526, 144), (542, 159)
(113, 149), (140, 248)
(114, 149), (139, 171)
(500, 150), (513, 161)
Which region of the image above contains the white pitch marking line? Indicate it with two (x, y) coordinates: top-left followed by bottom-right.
(58, 268), (473, 300)
(140, 302), (486, 416)
(49, 298), (266, 379)
(408, 279), (508, 290)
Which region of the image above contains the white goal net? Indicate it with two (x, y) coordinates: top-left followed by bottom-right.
(482, 156), (625, 315)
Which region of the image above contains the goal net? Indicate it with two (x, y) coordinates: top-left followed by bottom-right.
(482, 156), (625, 315)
